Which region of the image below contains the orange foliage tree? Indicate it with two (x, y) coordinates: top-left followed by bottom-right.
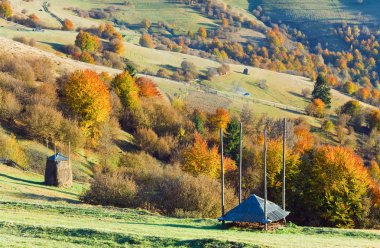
(62, 18), (75, 31)
(64, 70), (111, 142)
(181, 132), (235, 178)
(139, 33), (154, 48)
(209, 108), (230, 131)
(357, 87), (371, 101)
(293, 125), (314, 153)
(305, 98), (326, 118)
(198, 27), (207, 38)
(136, 77), (161, 97)
(110, 38), (124, 55)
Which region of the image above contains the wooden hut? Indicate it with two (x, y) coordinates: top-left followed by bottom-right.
(44, 153), (72, 188)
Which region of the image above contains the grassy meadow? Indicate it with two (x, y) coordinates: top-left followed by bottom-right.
(1, 164), (380, 248)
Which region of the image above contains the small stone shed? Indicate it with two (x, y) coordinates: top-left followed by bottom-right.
(44, 153), (72, 188)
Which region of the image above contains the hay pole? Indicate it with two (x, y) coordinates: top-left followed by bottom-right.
(68, 141), (71, 162)
(45, 139), (49, 158)
(264, 129), (268, 231)
(282, 118), (287, 222)
(238, 122), (243, 204)
(220, 128), (225, 225)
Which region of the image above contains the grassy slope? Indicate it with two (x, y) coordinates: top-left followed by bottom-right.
(1, 164), (380, 248)
(1, 0), (372, 129)
(250, 0), (380, 49)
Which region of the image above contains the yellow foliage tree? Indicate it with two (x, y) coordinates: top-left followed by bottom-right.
(0, 0), (12, 19)
(64, 70), (111, 143)
(209, 108), (230, 131)
(181, 132), (235, 178)
(111, 71), (140, 111)
(0, 134), (28, 168)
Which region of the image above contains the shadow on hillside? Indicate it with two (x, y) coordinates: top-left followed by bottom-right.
(0, 173), (43, 186)
(39, 41), (65, 53)
(288, 91), (309, 103)
(13, 192), (80, 204)
(0, 173), (79, 197)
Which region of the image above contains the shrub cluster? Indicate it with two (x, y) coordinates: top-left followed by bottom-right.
(82, 152), (237, 218)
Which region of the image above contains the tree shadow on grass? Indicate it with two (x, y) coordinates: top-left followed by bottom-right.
(39, 41), (65, 53)
(11, 192), (80, 204)
(0, 173), (79, 197)
(0, 172), (43, 186)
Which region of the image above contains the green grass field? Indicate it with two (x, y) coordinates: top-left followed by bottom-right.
(250, 0), (380, 49)
(1, 164), (380, 248)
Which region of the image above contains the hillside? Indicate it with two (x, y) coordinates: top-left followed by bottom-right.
(1, 164), (380, 248)
(1, 0), (380, 245)
(251, 0), (380, 50)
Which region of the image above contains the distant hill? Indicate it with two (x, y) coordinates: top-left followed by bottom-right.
(250, 0), (380, 50)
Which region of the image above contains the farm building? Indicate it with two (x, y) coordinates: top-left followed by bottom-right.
(219, 194), (289, 223)
(44, 153), (72, 188)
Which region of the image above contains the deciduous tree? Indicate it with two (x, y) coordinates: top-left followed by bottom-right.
(64, 70), (111, 142)
(111, 71), (140, 110)
(209, 108), (230, 131)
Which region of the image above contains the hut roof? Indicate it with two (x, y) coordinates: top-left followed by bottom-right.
(47, 153), (69, 162)
(218, 194), (290, 223)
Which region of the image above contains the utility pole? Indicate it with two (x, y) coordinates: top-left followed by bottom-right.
(282, 119), (287, 212)
(239, 122), (243, 204)
(264, 129), (268, 231)
(220, 128), (225, 225)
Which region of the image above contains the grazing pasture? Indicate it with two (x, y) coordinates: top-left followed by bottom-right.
(1, 164), (380, 248)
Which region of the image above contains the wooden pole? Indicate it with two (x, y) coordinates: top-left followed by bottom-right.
(54, 144), (56, 159)
(264, 129), (268, 231)
(282, 119), (287, 216)
(239, 122), (243, 204)
(68, 141), (71, 162)
(220, 128), (225, 224)
(46, 140), (49, 159)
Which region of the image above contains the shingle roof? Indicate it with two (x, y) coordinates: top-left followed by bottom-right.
(218, 194), (290, 223)
(47, 153), (69, 162)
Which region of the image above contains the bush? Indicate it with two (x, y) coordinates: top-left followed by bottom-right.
(81, 169), (137, 207)
(29, 83), (57, 106)
(23, 104), (63, 141)
(301, 88), (311, 98)
(157, 68), (171, 78)
(134, 128), (177, 160)
(217, 64), (230, 75)
(62, 18), (75, 31)
(82, 152), (237, 218)
(139, 33), (154, 48)
(0, 88), (21, 121)
(30, 58), (55, 83)
(0, 133), (28, 168)
(134, 128), (159, 154)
